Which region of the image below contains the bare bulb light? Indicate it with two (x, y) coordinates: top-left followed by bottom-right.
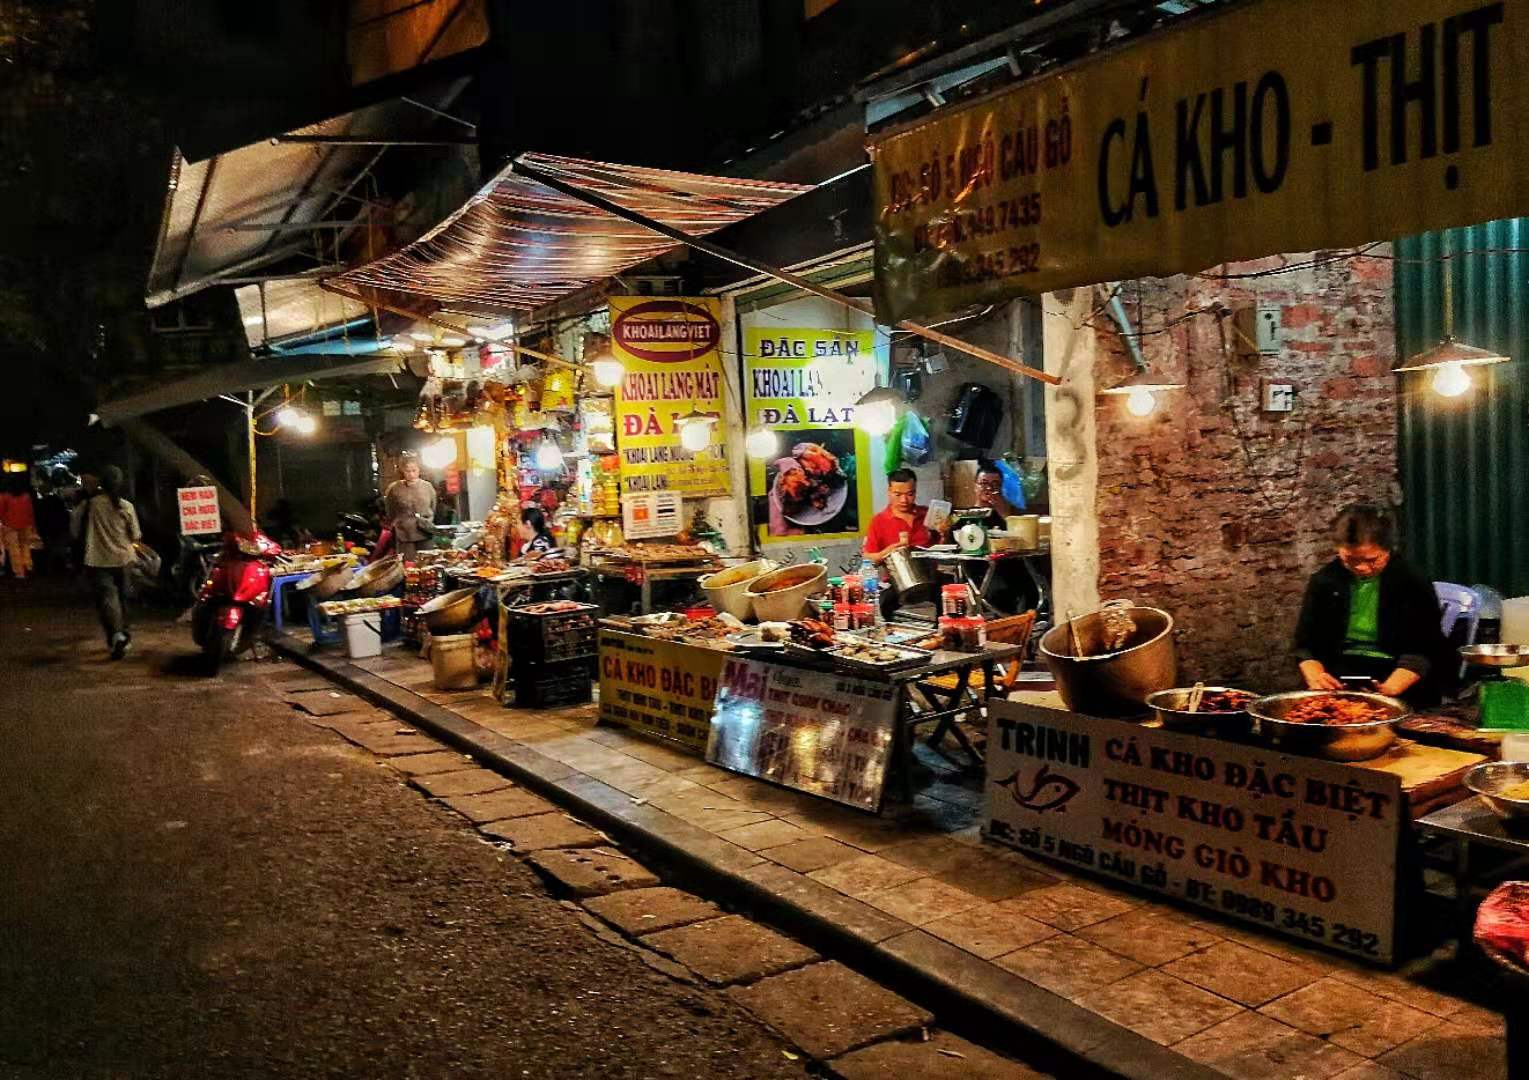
(591, 358), (625, 388)
(420, 438), (457, 469)
(275, 406), (300, 427)
(745, 426), (778, 459)
(1125, 386), (1157, 417)
(856, 400), (897, 437)
(535, 440), (565, 471)
(1431, 362), (1471, 398)
(292, 413), (318, 435)
(679, 420), (713, 452)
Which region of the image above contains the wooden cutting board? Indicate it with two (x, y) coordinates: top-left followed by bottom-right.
(1362, 739), (1486, 811)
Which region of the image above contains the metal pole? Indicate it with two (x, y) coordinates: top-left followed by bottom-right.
(247, 392), (257, 517)
(508, 159), (1060, 386)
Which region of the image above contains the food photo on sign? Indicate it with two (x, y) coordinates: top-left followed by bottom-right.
(758, 432), (858, 539)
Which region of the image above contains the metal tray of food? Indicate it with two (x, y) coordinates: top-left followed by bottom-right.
(1465, 761), (1529, 824)
(825, 640), (934, 674)
(1246, 691), (1411, 761)
(1461, 644), (1529, 669)
(1145, 687), (1257, 733)
(839, 625), (932, 648)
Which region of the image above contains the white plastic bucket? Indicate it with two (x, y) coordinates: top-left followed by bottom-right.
(342, 612), (383, 659)
(431, 633), (477, 690)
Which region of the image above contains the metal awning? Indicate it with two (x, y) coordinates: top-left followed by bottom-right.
(95, 354), (403, 428)
(235, 278), (376, 351)
(145, 81), (471, 310)
(324, 153), (813, 317)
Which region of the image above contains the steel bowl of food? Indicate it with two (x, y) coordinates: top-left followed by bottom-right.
(1246, 691), (1411, 761)
(1460, 644), (1529, 669)
(417, 586), (480, 635)
(1145, 687), (1257, 734)
(1464, 761), (1529, 825)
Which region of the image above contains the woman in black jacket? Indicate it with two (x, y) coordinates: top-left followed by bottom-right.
(1293, 504), (1451, 705)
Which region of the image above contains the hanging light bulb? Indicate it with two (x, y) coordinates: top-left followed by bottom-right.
(420, 438), (457, 469)
(745, 426), (778, 459)
(292, 412), (318, 435)
(854, 384), (904, 437)
(1125, 385), (1157, 417)
(1431, 361), (1472, 398)
(591, 357), (625, 388)
(679, 419), (714, 452)
(535, 439), (565, 471)
(275, 406), (300, 428)
(439, 335), (467, 348)
(408, 330), (435, 344)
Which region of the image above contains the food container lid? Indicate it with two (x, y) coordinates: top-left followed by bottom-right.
(850, 603), (874, 615)
(683, 605), (716, 620)
(942, 584), (968, 596)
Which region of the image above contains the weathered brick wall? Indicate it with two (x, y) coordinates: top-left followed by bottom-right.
(1092, 251), (1397, 690)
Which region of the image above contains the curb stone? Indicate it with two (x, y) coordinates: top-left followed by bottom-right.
(270, 636), (1226, 1080)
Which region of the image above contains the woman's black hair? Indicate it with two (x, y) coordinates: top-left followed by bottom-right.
(520, 506), (549, 535)
(887, 467), (918, 486)
(1333, 503), (1396, 550)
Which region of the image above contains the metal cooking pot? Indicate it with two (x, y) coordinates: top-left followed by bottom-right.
(884, 548), (932, 604)
(1039, 605), (1177, 718)
(417, 586), (480, 634)
(1145, 686), (1255, 735)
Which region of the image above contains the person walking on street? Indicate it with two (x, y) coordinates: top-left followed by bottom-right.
(69, 470), (101, 572)
(383, 453), (437, 561)
(0, 475), (38, 579)
(75, 466), (141, 659)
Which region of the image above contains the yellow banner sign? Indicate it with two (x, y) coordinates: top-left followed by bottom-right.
(611, 296), (730, 498)
(597, 629), (725, 753)
(744, 327), (877, 546)
(872, 0), (1527, 322)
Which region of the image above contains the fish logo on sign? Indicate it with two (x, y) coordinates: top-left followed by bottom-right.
(612, 300), (720, 363)
(997, 764), (1081, 813)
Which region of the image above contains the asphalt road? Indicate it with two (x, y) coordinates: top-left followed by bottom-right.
(0, 580), (801, 1080)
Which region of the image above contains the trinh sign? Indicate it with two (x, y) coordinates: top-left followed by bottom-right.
(986, 702), (1403, 962)
(872, 0), (1528, 321)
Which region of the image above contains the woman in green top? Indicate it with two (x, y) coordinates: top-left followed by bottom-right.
(1292, 504), (1451, 705)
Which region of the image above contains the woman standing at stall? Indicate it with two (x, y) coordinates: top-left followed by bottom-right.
(1293, 504), (1450, 705)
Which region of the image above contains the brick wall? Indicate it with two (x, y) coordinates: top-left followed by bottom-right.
(1092, 250), (1397, 689)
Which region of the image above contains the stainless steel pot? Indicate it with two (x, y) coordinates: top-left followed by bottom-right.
(1038, 605), (1177, 718)
(1246, 691), (1409, 761)
(884, 548), (932, 604)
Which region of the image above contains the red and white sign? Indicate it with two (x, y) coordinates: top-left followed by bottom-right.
(176, 486), (222, 536)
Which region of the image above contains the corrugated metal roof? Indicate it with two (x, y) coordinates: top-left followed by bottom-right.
(145, 84), (469, 310)
(326, 153), (812, 315)
(235, 278), (372, 350)
(1396, 219), (1529, 594)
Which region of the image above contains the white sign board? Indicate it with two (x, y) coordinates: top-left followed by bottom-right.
(707, 656), (897, 812)
(986, 702), (1403, 963)
(622, 491), (683, 540)
(176, 486), (223, 536)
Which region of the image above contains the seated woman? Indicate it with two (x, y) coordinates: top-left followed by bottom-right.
(517, 507), (557, 558)
(1293, 503), (1451, 706)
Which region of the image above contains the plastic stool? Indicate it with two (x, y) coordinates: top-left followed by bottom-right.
(306, 597), (343, 646)
(268, 572), (312, 635)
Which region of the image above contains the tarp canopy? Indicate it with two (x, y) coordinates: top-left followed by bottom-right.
(325, 153), (813, 317)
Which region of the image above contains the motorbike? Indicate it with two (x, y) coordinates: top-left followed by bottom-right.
(171, 532), (223, 606)
(191, 529), (283, 672)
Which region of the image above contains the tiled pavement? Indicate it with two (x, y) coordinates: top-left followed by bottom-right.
(286, 641), (1510, 1080)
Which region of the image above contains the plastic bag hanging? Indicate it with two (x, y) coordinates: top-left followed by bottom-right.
(883, 412), (906, 473)
(900, 412), (932, 465)
(995, 458), (1027, 510)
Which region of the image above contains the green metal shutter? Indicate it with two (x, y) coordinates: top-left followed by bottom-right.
(1396, 219), (1529, 595)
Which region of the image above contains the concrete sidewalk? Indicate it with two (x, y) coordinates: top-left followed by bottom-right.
(275, 634), (1508, 1080)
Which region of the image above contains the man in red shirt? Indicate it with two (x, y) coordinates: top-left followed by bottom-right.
(863, 468), (935, 565)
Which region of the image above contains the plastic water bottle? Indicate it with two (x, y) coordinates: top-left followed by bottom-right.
(859, 559), (880, 621)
